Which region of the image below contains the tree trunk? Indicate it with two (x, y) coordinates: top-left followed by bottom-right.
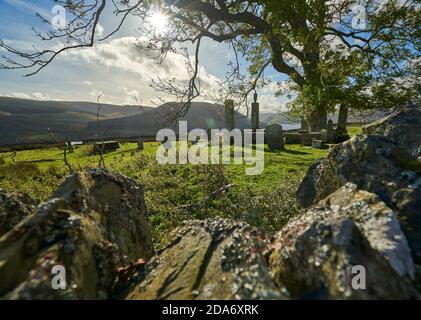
(336, 104), (349, 136)
(308, 107), (327, 132)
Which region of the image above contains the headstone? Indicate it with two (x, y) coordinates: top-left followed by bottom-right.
(251, 102), (260, 131)
(327, 119), (335, 143)
(299, 130), (312, 146)
(251, 92), (260, 131)
(224, 100), (235, 131)
(284, 133), (301, 144)
(67, 141), (74, 153)
(137, 138), (144, 150)
(266, 124), (284, 150)
(311, 139), (324, 149)
(93, 141), (119, 154)
(336, 104), (349, 136)
(301, 117), (309, 131)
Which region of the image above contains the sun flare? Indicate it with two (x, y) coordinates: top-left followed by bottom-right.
(149, 11), (168, 32)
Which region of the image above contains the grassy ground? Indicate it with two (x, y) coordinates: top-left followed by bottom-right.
(0, 126), (361, 248)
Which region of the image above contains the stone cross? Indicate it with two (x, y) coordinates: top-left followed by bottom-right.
(224, 99), (235, 131)
(266, 124), (284, 150)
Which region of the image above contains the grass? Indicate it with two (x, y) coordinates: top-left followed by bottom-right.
(348, 125), (363, 137)
(1, 126), (361, 248)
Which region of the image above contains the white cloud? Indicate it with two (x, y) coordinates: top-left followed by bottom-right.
(69, 37), (218, 85)
(1, 36), (287, 112)
(2, 91), (54, 100)
(96, 24), (104, 38)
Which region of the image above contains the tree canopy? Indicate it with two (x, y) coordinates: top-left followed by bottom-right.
(1, 0), (420, 130)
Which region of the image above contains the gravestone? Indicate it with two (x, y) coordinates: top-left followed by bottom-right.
(251, 92), (260, 131)
(336, 104), (349, 136)
(266, 124), (284, 150)
(299, 130), (312, 146)
(311, 139), (324, 149)
(67, 141), (74, 153)
(327, 119), (335, 143)
(93, 141), (120, 154)
(137, 138), (144, 151)
(224, 99), (235, 131)
(301, 118), (309, 131)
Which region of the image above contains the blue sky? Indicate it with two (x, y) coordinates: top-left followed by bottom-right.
(0, 0), (290, 111)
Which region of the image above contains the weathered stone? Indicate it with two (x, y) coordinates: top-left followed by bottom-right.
(0, 170), (154, 299)
(299, 130), (312, 146)
(251, 102), (260, 131)
(326, 119), (335, 143)
(121, 218), (283, 300)
(301, 118), (309, 131)
(93, 141), (120, 154)
(51, 170), (154, 263)
(311, 139), (324, 149)
(336, 104), (349, 137)
(266, 124), (284, 150)
(224, 100), (235, 131)
(270, 183), (419, 299)
(284, 133), (301, 144)
(297, 135), (421, 265)
(362, 104), (421, 159)
(0, 189), (37, 237)
(137, 139), (144, 150)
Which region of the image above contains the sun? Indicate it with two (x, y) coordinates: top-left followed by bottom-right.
(149, 11), (168, 33)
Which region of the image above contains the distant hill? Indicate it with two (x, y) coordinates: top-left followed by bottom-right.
(260, 109), (390, 127)
(0, 96), (391, 146)
(0, 97), (152, 145)
(88, 102), (260, 137)
(260, 112), (299, 125)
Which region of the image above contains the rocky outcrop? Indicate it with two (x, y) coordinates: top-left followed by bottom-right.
(0, 189), (36, 237)
(297, 135), (421, 264)
(0, 170), (154, 299)
(120, 218), (283, 300)
(270, 183), (419, 299)
(362, 104), (421, 159)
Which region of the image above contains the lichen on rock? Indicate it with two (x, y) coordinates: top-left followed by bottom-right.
(0, 170), (154, 299)
(270, 183), (419, 299)
(120, 218), (284, 300)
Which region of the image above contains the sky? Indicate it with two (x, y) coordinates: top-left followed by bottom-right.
(0, 0), (291, 112)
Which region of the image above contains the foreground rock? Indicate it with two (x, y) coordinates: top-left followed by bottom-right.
(362, 104), (421, 159)
(0, 189), (37, 237)
(297, 135), (421, 264)
(0, 170), (154, 299)
(270, 183), (419, 299)
(121, 218), (283, 300)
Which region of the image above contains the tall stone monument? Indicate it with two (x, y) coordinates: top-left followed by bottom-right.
(224, 99), (235, 131)
(327, 119), (335, 143)
(336, 104), (348, 136)
(251, 91), (260, 131)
